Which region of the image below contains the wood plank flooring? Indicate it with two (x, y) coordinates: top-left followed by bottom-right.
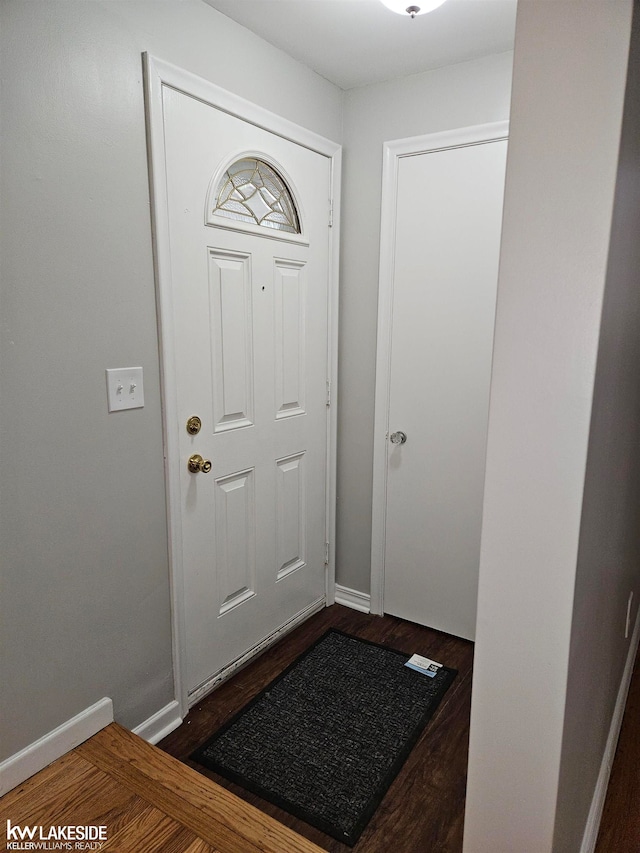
(2, 605), (635, 852)
(595, 643), (640, 853)
(159, 605), (475, 853)
(0, 723), (324, 853)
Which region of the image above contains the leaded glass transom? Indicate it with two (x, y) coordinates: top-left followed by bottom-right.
(212, 158), (300, 234)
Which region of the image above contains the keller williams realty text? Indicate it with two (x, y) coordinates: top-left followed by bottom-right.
(6, 821), (107, 850)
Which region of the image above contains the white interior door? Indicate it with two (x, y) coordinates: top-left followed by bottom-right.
(161, 85), (332, 701)
(377, 129), (507, 641)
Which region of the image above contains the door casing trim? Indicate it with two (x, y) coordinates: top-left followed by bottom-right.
(370, 121), (509, 617)
(143, 53), (341, 719)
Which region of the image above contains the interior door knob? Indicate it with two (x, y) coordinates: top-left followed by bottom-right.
(188, 453), (212, 474)
(390, 431), (407, 445)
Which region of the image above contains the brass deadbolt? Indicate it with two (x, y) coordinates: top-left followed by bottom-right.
(186, 415), (202, 435)
(188, 454), (212, 474)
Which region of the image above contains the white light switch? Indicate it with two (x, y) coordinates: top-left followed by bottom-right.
(106, 367), (144, 412)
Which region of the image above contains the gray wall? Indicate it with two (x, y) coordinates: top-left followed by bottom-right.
(464, 2), (637, 851)
(554, 5), (640, 849)
(337, 53), (514, 594)
(0, 0), (342, 760)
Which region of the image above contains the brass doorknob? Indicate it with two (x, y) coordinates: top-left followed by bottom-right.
(186, 415), (202, 435)
(188, 454), (212, 474)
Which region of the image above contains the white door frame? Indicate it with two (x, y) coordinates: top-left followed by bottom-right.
(370, 121), (509, 616)
(143, 53), (341, 718)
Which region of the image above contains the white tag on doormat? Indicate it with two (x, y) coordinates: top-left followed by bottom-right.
(405, 654), (442, 677)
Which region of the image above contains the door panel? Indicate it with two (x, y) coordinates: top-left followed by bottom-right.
(274, 259), (306, 418)
(162, 87), (330, 698)
(275, 451), (306, 580)
(208, 249), (254, 431)
(215, 467), (256, 616)
(383, 138), (507, 641)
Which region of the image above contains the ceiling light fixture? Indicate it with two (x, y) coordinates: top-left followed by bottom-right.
(379, 0), (448, 18)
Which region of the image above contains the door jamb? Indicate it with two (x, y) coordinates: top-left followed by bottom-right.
(370, 121), (509, 616)
(143, 53), (341, 719)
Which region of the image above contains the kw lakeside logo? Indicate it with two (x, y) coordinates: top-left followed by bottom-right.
(5, 820), (107, 851)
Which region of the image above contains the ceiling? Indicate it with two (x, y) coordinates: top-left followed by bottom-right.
(202, 0), (517, 90)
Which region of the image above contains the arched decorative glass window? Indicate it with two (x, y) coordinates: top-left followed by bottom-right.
(211, 158), (300, 234)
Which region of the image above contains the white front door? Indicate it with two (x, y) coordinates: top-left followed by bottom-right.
(374, 127), (507, 641)
(160, 84), (332, 702)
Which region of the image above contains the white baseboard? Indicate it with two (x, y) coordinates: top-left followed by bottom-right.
(0, 697), (113, 797)
(132, 700), (183, 745)
(335, 584), (371, 614)
(580, 606), (640, 853)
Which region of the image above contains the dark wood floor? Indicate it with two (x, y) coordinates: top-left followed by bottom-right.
(595, 642), (640, 853)
(159, 604), (639, 852)
(159, 605), (474, 853)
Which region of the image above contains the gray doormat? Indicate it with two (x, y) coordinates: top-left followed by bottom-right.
(191, 629), (457, 846)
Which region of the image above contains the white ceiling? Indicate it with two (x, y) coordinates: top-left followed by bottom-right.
(202, 0), (517, 90)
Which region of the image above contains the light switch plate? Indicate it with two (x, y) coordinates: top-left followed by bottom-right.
(106, 367), (144, 412)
